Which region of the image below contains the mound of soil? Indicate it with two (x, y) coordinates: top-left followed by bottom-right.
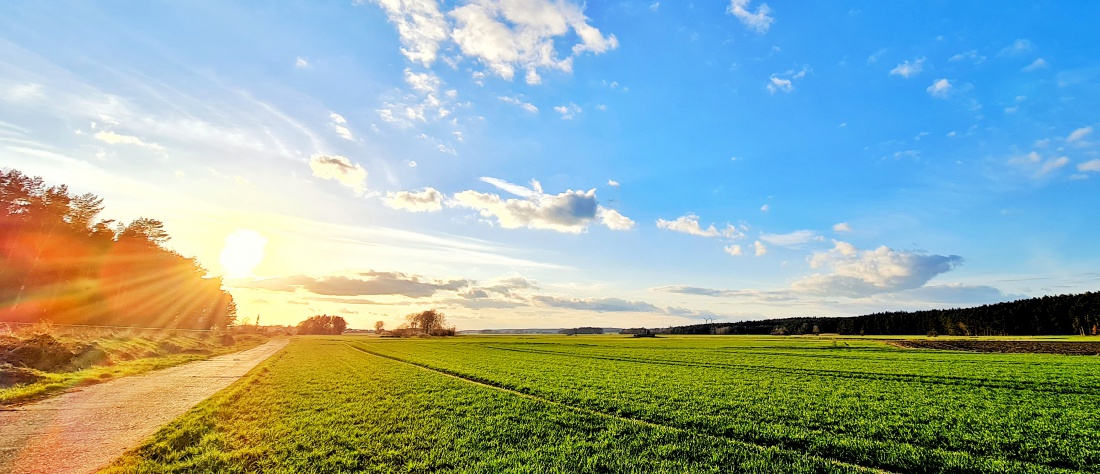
(0, 366), (43, 388)
(0, 334), (110, 371)
(890, 339), (1100, 355)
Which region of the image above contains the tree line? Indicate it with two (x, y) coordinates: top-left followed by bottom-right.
(0, 169), (237, 329)
(660, 291), (1100, 336)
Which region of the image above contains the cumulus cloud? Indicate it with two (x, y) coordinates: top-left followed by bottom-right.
(1067, 126), (1092, 143)
(369, 0), (450, 66)
(330, 112), (355, 140)
(597, 207), (636, 230)
(833, 222), (852, 232)
(766, 76), (792, 94)
(309, 154), (367, 194)
(450, 177), (626, 233)
(927, 78), (952, 98)
(998, 39), (1033, 57)
(1078, 159), (1100, 172)
(554, 103), (581, 119)
(656, 214), (720, 237)
(384, 187), (444, 212)
(792, 241), (962, 297)
(93, 130), (164, 151)
(294, 57), (311, 68)
(448, 0), (618, 84)
(724, 244), (742, 256)
(753, 240), (767, 256)
(759, 230), (821, 247)
(498, 95), (538, 113)
(889, 58), (924, 78)
(727, 0), (774, 33)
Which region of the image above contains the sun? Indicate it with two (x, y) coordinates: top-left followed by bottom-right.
(219, 230), (267, 278)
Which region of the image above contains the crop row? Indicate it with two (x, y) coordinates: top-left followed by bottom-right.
(105, 338), (874, 473)
(351, 336), (1100, 473)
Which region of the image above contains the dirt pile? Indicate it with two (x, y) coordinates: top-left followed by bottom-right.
(0, 334), (110, 373)
(890, 339), (1100, 355)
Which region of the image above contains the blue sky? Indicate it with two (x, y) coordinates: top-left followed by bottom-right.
(2, 1), (1098, 329)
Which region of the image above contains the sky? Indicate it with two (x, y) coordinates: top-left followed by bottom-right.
(2, 1), (1099, 330)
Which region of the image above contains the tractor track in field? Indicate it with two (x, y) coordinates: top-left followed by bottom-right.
(345, 343), (895, 474)
(0, 338), (288, 474)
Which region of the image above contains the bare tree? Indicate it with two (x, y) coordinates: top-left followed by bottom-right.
(374, 320), (385, 334)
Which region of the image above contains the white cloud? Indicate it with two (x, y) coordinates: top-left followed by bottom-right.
(949, 50), (984, 63)
(404, 68), (441, 93)
(1022, 58), (1048, 72)
(448, 0), (618, 83)
(309, 154), (367, 194)
(650, 2), (660, 12)
(450, 177), (614, 233)
(378, 70), (453, 126)
(866, 49), (887, 64)
(384, 187), (444, 212)
(1, 83), (44, 103)
(1035, 156), (1070, 177)
(554, 103), (581, 119)
(998, 39), (1033, 57)
(597, 207), (635, 231)
(833, 222), (852, 233)
(294, 57), (311, 68)
(93, 130), (164, 151)
(1067, 126), (1092, 143)
(1078, 159), (1100, 172)
(607, 179), (619, 187)
(760, 204), (770, 212)
(406, 160), (418, 167)
(926, 78), (952, 99)
(369, 0), (450, 66)
(753, 240), (767, 256)
(498, 95), (538, 113)
(656, 214), (720, 237)
(727, 0), (774, 33)
(889, 58), (924, 78)
(759, 230), (820, 247)
(792, 241), (962, 297)
(766, 76), (792, 94)
(724, 244), (742, 256)
(330, 112), (355, 141)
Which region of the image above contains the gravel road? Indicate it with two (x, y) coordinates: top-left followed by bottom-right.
(0, 338), (288, 474)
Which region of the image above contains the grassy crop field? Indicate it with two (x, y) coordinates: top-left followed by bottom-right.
(106, 335), (1100, 473)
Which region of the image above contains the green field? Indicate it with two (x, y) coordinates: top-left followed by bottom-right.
(106, 336), (1100, 473)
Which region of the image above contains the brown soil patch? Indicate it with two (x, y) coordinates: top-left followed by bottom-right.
(890, 339), (1100, 355)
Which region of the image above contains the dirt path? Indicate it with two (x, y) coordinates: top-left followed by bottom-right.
(0, 338), (288, 474)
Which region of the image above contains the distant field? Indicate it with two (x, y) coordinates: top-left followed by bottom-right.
(107, 335), (1100, 473)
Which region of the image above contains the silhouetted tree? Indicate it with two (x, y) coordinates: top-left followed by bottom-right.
(297, 314), (348, 335)
(0, 169), (237, 329)
(374, 320), (385, 333)
(404, 309), (455, 336)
